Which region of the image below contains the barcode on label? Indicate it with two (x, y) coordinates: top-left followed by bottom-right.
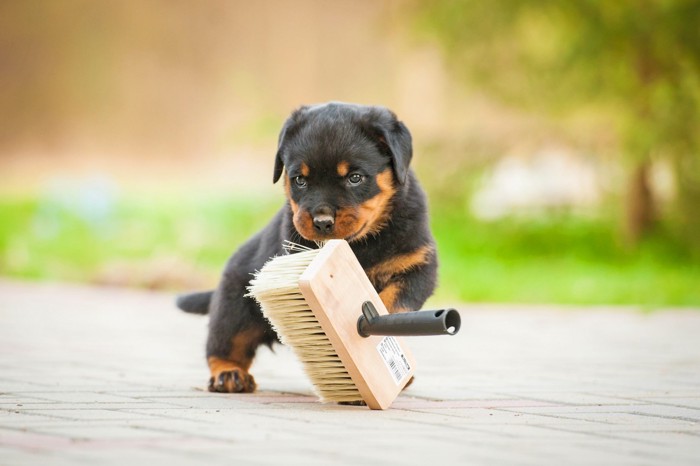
(376, 336), (411, 385)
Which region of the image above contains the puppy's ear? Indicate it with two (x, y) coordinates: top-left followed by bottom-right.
(272, 122), (289, 184)
(383, 119), (413, 184)
(273, 107), (308, 184)
(366, 109), (413, 184)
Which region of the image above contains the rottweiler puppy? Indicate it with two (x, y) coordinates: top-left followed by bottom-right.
(177, 102), (437, 393)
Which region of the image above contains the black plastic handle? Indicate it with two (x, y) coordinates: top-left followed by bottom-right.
(356, 302), (461, 338)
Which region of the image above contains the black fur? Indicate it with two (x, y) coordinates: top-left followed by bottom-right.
(176, 290), (212, 315)
(176, 102), (437, 392)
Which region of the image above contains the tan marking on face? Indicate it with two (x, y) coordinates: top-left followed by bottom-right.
(367, 245), (433, 289)
(285, 178), (300, 217)
(286, 177), (316, 239)
(337, 161), (349, 177)
(331, 206), (360, 239)
(351, 169), (396, 241)
(301, 163), (310, 177)
(287, 168), (396, 242)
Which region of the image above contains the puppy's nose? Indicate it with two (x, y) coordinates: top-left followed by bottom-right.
(313, 214), (335, 235)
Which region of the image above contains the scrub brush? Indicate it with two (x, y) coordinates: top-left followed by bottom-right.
(246, 239), (460, 410)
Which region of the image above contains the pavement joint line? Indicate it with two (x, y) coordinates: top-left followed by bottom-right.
(609, 397), (700, 411)
(525, 423), (670, 446)
(624, 411), (700, 424)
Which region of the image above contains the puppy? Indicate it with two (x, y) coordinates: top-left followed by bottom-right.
(177, 102), (437, 393)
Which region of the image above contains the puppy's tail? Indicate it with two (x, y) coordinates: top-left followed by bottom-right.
(176, 290), (213, 315)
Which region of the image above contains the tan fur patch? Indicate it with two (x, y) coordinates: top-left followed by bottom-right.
(367, 245), (433, 287)
(332, 207), (360, 239)
(208, 326), (265, 377)
(207, 356), (256, 393)
(351, 169), (396, 240)
(286, 177), (314, 238)
(284, 178), (296, 212)
(207, 326), (265, 391)
(229, 326), (264, 368)
(286, 166), (315, 238)
(379, 282), (405, 314)
(208, 357), (246, 377)
(337, 161), (349, 177)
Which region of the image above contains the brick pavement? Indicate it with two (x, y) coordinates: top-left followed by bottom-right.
(0, 280), (699, 465)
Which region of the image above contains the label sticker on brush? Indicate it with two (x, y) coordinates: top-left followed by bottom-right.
(376, 336), (411, 385)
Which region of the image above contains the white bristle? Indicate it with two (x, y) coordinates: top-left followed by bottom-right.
(246, 246), (362, 403)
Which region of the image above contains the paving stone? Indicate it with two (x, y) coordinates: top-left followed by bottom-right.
(1, 279), (700, 465)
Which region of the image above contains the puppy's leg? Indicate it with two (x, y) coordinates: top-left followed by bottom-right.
(206, 283), (272, 393)
(207, 326), (265, 393)
(379, 268), (435, 313)
(377, 260), (437, 392)
(376, 253), (438, 314)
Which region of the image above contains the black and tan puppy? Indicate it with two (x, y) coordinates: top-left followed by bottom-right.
(177, 102), (437, 393)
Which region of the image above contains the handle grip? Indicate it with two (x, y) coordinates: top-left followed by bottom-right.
(357, 302), (461, 338)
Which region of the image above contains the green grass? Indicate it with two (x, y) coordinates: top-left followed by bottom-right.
(431, 204), (700, 307)
(0, 194), (281, 284)
(1, 194), (698, 307)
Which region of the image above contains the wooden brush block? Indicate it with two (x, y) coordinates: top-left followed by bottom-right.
(298, 239), (416, 410)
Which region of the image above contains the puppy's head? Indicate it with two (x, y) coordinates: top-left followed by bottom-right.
(273, 102), (412, 242)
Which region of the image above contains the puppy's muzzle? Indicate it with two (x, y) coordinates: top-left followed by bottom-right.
(312, 206), (335, 235)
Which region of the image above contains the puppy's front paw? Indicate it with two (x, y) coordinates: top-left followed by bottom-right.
(208, 368), (256, 393)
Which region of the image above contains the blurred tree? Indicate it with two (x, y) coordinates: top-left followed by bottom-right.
(409, 0), (700, 252)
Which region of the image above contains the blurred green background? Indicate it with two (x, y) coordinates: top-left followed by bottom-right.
(1, 0), (699, 307)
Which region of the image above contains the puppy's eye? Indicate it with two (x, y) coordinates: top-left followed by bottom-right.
(293, 176), (308, 188)
(347, 173), (365, 186)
